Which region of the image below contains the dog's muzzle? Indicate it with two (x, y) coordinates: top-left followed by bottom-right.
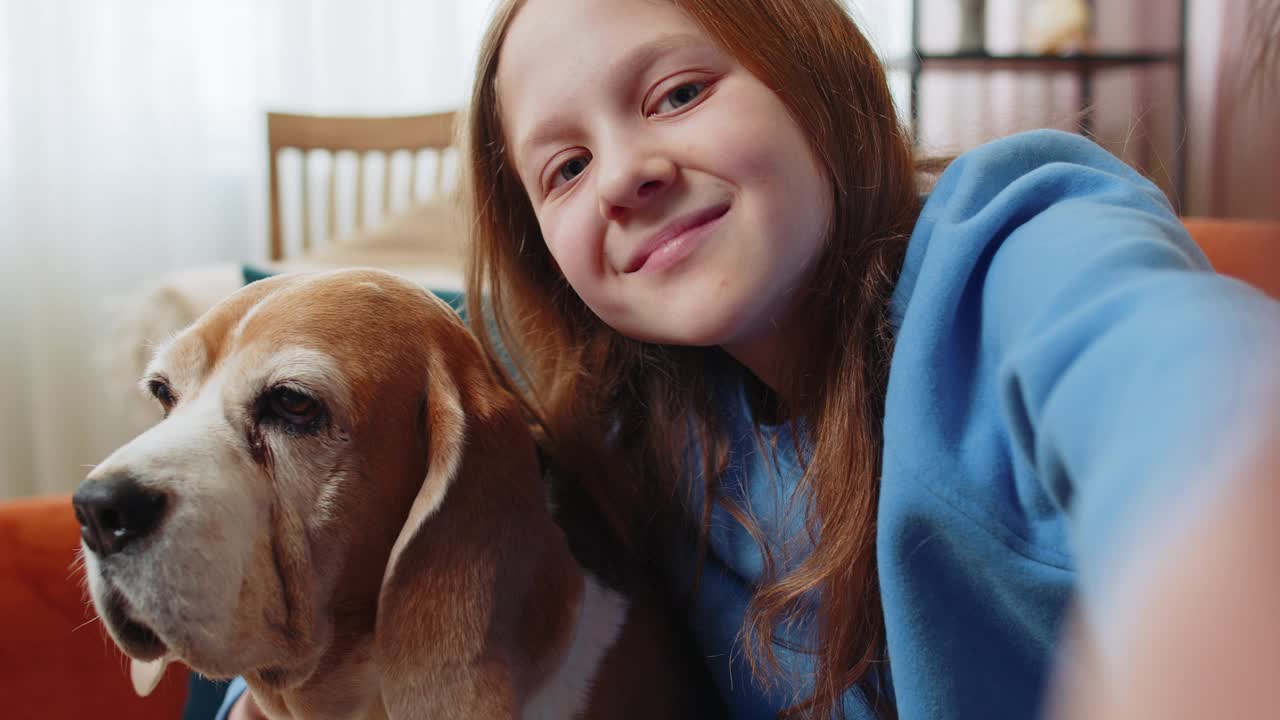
(72, 475), (169, 557)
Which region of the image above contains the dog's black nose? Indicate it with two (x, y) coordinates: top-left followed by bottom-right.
(72, 477), (169, 557)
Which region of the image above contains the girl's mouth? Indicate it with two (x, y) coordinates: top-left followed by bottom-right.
(624, 203), (731, 274)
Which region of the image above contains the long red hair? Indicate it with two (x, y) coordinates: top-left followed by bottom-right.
(464, 1), (923, 717)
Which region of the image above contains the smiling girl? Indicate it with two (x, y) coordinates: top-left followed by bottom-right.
(477, 1), (915, 716)
(462, 0), (1280, 718)
(220, 1), (1280, 718)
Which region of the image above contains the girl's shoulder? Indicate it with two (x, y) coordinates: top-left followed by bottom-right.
(942, 128), (1149, 181)
(923, 128), (1171, 226)
(891, 128), (1201, 331)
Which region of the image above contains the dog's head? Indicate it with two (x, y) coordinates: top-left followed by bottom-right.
(73, 269), (525, 698)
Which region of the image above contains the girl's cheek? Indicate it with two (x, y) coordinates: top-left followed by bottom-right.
(708, 79), (800, 178)
(719, 112), (785, 183)
(540, 205), (598, 284)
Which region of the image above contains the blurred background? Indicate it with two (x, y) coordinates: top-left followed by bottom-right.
(1, 0), (1276, 499)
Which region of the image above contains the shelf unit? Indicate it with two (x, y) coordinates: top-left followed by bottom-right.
(904, 0), (1188, 205)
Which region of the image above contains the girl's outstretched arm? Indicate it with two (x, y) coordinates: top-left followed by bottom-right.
(881, 128), (1280, 717)
(1048, 420), (1280, 718)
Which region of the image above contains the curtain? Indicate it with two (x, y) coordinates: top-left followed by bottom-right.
(0, 0), (491, 498)
(1203, 0), (1280, 219)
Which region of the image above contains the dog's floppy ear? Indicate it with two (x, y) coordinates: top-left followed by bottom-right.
(373, 345), (521, 719)
(383, 346), (466, 577)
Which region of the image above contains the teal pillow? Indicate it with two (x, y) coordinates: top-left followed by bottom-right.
(241, 266), (466, 318)
(182, 673), (230, 720)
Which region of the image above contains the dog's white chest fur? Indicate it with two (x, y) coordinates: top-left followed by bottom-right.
(523, 575), (629, 719)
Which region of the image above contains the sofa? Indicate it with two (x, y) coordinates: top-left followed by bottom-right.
(1, 218), (1276, 720)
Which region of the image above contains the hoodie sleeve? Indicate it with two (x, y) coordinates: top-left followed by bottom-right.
(898, 129), (1280, 614)
(212, 676), (247, 719)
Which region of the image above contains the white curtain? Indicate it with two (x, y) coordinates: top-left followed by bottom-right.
(0, 0), (493, 498)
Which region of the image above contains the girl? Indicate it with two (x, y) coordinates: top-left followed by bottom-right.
(223, 0), (1279, 718)
(465, 0), (1279, 718)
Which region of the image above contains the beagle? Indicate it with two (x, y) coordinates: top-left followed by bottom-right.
(72, 269), (721, 719)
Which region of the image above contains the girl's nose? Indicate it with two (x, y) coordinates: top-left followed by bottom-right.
(597, 149), (676, 221)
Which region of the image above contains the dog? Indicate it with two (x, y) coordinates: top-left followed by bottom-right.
(72, 268), (722, 719)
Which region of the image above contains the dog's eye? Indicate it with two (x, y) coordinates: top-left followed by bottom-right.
(148, 380), (176, 412)
(267, 387), (322, 427)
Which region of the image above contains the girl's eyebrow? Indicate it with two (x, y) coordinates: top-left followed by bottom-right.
(513, 32), (709, 169)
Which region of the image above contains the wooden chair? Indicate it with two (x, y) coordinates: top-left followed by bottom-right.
(266, 111), (458, 261)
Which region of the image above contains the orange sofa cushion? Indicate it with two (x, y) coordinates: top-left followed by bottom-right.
(1184, 217), (1280, 299)
(0, 494), (188, 720)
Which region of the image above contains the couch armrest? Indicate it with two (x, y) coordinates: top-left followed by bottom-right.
(0, 494), (188, 719)
(1184, 217), (1280, 299)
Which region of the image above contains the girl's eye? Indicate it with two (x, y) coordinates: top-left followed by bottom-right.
(653, 82), (706, 115)
(551, 153), (592, 190)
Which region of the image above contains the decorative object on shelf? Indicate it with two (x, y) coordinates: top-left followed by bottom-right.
(1025, 0), (1091, 55)
(957, 0), (987, 53)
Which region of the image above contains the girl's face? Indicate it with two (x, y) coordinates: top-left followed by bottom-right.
(497, 0), (832, 382)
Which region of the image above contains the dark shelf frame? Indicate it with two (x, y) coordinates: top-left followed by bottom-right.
(905, 0), (1189, 207)
(905, 51), (1179, 67)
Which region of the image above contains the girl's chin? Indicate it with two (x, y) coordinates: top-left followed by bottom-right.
(600, 288), (758, 347)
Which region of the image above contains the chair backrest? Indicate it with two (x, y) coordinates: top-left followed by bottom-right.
(266, 111), (457, 261)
